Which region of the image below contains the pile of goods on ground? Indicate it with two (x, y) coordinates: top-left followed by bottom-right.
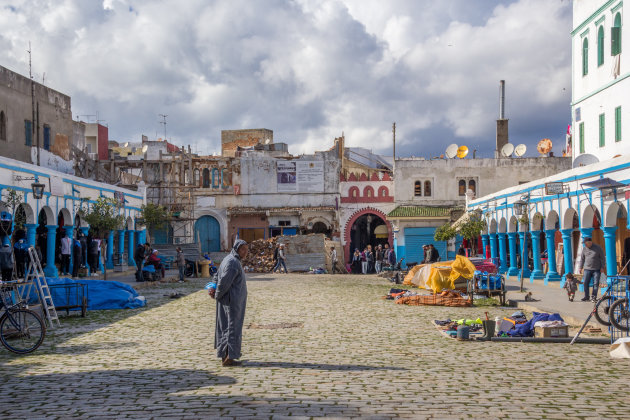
(241, 237), (278, 273)
(383, 288), (472, 307)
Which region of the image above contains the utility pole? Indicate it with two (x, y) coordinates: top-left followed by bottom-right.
(28, 42), (39, 166)
(159, 114), (168, 140)
(392, 122), (396, 171)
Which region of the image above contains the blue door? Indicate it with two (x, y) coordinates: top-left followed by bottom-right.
(43, 125), (50, 150)
(404, 227), (448, 264)
(195, 216), (220, 253)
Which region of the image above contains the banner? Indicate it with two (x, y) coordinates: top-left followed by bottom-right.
(277, 161), (324, 193)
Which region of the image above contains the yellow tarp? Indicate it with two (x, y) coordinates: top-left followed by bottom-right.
(405, 256), (477, 293)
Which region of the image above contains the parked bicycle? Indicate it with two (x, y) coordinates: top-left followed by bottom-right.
(0, 281), (46, 354)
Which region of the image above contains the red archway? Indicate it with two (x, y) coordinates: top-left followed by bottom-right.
(343, 207), (393, 265)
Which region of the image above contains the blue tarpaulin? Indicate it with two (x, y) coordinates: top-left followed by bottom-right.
(33, 278), (146, 311)
(507, 312), (564, 337)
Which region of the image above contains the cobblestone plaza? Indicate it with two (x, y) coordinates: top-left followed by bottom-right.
(2, 274), (630, 419)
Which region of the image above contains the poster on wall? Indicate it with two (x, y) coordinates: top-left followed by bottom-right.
(277, 161), (297, 192)
(277, 161), (324, 193)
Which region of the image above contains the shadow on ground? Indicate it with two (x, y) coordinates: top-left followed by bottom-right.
(243, 361), (406, 371)
(0, 368), (367, 418)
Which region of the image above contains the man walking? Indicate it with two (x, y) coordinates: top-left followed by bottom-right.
(578, 237), (606, 302)
(176, 247), (186, 282)
(60, 231), (72, 276)
(375, 244), (383, 273)
(215, 239), (249, 367)
(273, 243), (288, 273)
(134, 242), (148, 282)
(330, 246), (340, 274)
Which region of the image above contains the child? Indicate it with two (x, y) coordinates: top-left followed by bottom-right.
(563, 273), (582, 302)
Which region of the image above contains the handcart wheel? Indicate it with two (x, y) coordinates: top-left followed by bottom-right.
(81, 297), (88, 318)
(609, 298), (630, 332)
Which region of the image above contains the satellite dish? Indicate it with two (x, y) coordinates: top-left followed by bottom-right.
(445, 144), (458, 159)
(141, 145), (148, 153)
(456, 145), (469, 159)
(514, 144), (527, 157)
(572, 153), (599, 168)
(264, 138), (271, 145)
(500, 143), (514, 157)
(537, 138), (552, 155)
(123, 142), (129, 148)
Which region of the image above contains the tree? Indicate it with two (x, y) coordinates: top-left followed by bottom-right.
(140, 203), (170, 243)
(81, 197), (125, 238)
(4, 188), (25, 230)
(434, 223), (456, 242)
(459, 215), (486, 256)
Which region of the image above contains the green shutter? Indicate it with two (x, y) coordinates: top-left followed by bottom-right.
(615, 106), (622, 142)
(583, 38), (589, 76)
(612, 27), (621, 55)
(599, 113), (605, 147)
(24, 120), (32, 146)
(579, 122), (585, 154)
(597, 26), (614, 66)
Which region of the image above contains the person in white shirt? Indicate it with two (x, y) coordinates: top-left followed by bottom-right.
(60, 231), (72, 276)
(330, 246), (340, 274)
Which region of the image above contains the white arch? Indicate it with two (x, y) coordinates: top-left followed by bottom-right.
(605, 202), (628, 227)
(545, 210), (559, 231)
(126, 216), (134, 230)
(499, 217), (507, 233)
(508, 216), (518, 233)
(38, 206), (55, 225)
(562, 208), (578, 230)
(531, 212), (544, 231)
(489, 219), (498, 234)
(58, 208), (73, 226)
(581, 204), (600, 229)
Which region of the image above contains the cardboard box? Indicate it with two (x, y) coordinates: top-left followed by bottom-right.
(535, 325), (569, 338)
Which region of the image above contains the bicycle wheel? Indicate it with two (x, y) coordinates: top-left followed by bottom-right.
(609, 298), (630, 332)
(593, 297), (612, 326)
(0, 309), (46, 354)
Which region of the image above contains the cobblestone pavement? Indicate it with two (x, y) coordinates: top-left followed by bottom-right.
(1, 273), (630, 419)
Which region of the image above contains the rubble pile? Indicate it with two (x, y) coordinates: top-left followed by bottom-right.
(242, 237), (278, 272)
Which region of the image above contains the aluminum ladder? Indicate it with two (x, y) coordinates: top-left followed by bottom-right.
(26, 246), (60, 328)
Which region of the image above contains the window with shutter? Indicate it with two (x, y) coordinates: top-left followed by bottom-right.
(424, 181), (432, 197)
(598, 26), (605, 66)
(582, 38), (589, 75)
(414, 181), (421, 196)
(612, 13), (622, 56)
(24, 120), (32, 146)
(615, 106), (622, 142)
(579, 122), (585, 154)
(599, 113), (605, 147)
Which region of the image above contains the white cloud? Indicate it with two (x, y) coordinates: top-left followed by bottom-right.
(0, 0), (572, 157)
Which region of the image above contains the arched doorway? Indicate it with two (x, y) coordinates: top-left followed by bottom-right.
(195, 215), (220, 253)
(349, 213), (387, 255)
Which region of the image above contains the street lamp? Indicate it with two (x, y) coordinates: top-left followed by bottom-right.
(31, 182), (45, 199)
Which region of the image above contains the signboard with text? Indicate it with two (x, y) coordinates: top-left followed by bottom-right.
(545, 182), (565, 195)
(277, 161), (324, 193)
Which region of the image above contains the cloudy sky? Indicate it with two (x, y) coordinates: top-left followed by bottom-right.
(1, 0), (572, 158)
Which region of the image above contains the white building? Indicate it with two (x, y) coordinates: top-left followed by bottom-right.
(572, 0), (628, 162)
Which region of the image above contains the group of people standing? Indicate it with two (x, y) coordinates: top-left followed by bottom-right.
(350, 243), (396, 274)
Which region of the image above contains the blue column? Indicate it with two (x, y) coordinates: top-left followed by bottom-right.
(529, 230), (544, 280)
(489, 233), (498, 259)
(481, 234), (490, 258)
(64, 226), (74, 275)
(518, 231), (531, 279)
(560, 228), (573, 286)
(43, 225), (58, 277)
(544, 229), (561, 283)
(498, 233), (508, 274)
(117, 229), (126, 264)
(25, 224), (38, 247)
(507, 232), (519, 276)
(106, 231), (114, 269)
(128, 230), (135, 265)
(603, 226), (618, 277)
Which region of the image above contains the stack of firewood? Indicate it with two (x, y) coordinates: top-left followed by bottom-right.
(241, 237), (279, 272)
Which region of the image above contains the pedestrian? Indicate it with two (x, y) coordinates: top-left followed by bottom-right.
(387, 244), (397, 268)
(366, 245), (375, 273)
(176, 246), (186, 282)
(79, 232), (88, 269)
(351, 249), (361, 274)
(214, 239), (249, 367)
(428, 244), (440, 263)
(578, 237), (606, 302)
(361, 247), (368, 274)
(272, 244), (279, 272)
(72, 236), (82, 278)
(134, 242), (148, 282)
(13, 239), (28, 278)
(0, 243), (13, 281)
(88, 235), (99, 274)
(60, 231), (72, 276)
(147, 249), (165, 279)
(421, 245), (429, 263)
(273, 243), (288, 273)
(330, 246), (340, 274)
(563, 273), (582, 302)
(457, 244), (466, 256)
(375, 244), (383, 273)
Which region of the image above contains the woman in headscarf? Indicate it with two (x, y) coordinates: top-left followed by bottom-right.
(214, 239), (249, 367)
(351, 249), (361, 274)
(146, 249), (165, 278)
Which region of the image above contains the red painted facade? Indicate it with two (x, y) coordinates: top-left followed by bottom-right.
(343, 207), (393, 265)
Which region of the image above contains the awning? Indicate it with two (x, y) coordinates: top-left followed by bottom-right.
(581, 177), (626, 190)
(374, 225), (388, 238)
(387, 206), (453, 219)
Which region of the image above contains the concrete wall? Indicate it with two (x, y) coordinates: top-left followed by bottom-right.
(0, 65), (73, 165)
(394, 157), (572, 206)
(221, 128), (273, 157)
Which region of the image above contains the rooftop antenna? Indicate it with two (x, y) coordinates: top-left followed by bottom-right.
(28, 42), (39, 166)
(159, 114), (168, 140)
(392, 122), (396, 172)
